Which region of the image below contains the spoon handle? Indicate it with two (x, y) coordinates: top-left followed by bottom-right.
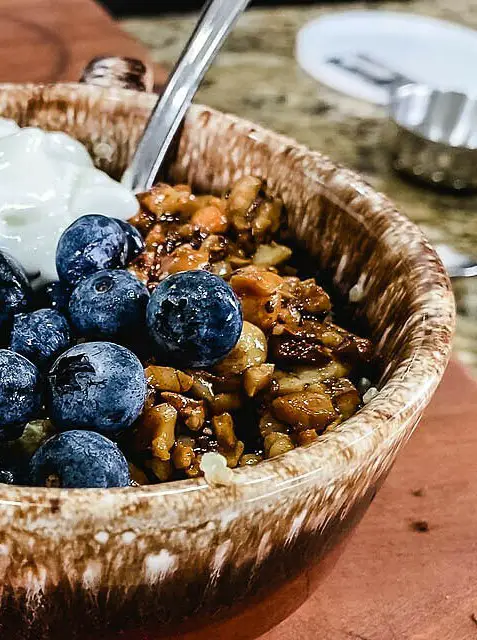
(123, 0), (251, 192)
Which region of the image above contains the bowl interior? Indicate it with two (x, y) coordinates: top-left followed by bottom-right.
(0, 83), (455, 515)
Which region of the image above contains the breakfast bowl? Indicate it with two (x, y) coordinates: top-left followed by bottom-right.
(0, 61), (455, 640)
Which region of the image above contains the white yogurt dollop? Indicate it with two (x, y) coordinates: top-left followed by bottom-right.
(0, 118), (138, 284)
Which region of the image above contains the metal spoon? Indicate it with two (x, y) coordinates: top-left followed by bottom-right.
(436, 244), (477, 279)
(122, 0), (251, 193)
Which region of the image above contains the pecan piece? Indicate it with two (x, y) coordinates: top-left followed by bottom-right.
(191, 206), (229, 234)
(272, 391), (336, 431)
(214, 321), (267, 375)
(145, 366), (193, 394)
(264, 432), (294, 458)
(161, 392), (206, 431)
(212, 413), (244, 468)
(231, 265), (283, 296)
(243, 363), (275, 397)
(327, 378), (361, 419)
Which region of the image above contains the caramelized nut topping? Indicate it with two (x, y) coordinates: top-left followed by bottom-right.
(126, 177), (375, 483)
(272, 391), (336, 432)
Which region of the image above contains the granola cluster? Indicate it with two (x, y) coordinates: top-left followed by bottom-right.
(125, 177), (373, 484)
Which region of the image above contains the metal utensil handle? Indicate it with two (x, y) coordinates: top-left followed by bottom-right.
(123, 0), (251, 192)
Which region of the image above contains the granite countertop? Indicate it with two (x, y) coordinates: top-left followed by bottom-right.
(122, 0), (477, 373)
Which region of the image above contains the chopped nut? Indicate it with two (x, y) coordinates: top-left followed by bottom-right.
(185, 456), (202, 478)
(252, 198), (282, 240)
(172, 442), (195, 470)
(147, 404), (177, 461)
(7, 419), (55, 459)
(133, 403), (177, 458)
(264, 432), (294, 458)
(128, 462), (150, 485)
(181, 194), (225, 216)
(188, 372), (215, 402)
(137, 183), (192, 218)
(145, 224), (166, 247)
(293, 279), (331, 315)
(272, 391), (336, 431)
(161, 392), (206, 431)
(212, 413), (237, 449)
(230, 267), (285, 331)
(253, 242), (292, 267)
(272, 361), (352, 395)
(144, 386), (156, 412)
(240, 291), (281, 331)
(228, 255), (252, 269)
(191, 206), (228, 233)
(239, 453), (263, 467)
(160, 244), (209, 276)
(201, 234), (229, 261)
(231, 266), (283, 297)
(227, 176), (263, 231)
(259, 411), (289, 437)
(147, 458), (173, 482)
(187, 369), (242, 393)
(212, 413), (245, 468)
(210, 392), (242, 415)
(295, 429), (318, 447)
(328, 378), (361, 419)
(214, 321), (267, 375)
(243, 363), (275, 397)
(177, 435), (195, 448)
(145, 366), (194, 393)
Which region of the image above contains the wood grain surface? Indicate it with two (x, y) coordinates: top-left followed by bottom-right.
(0, 0), (167, 84)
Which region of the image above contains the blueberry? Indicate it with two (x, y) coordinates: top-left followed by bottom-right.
(29, 430), (130, 488)
(69, 270), (149, 342)
(47, 342), (146, 435)
(34, 281), (71, 314)
(56, 215), (128, 287)
(0, 249), (32, 336)
(10, 309), (72, 370)
(0, 350), (42, 440)
(114, 219), (145, 263)
(146, 270), (243, 368)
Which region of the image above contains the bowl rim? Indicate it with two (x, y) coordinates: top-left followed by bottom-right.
(0, 83), (455, 519)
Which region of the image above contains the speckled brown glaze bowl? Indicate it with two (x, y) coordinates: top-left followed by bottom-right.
(0, 77), (455, 640)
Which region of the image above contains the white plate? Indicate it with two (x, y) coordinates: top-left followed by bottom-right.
(296, 11), (477, 105)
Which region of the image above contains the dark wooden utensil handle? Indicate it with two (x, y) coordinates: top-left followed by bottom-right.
(79, 56), (154, 92)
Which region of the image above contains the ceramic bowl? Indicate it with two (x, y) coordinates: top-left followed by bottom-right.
(0, 70), (455, 640)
